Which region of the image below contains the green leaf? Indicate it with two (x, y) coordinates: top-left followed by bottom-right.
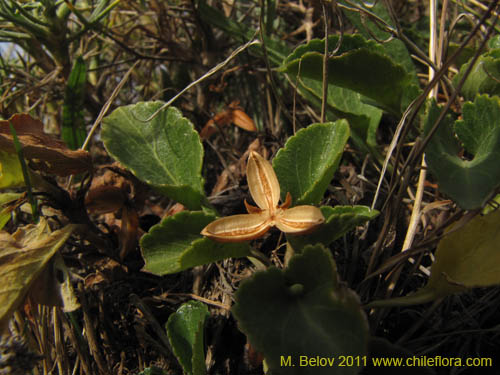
(287, 205), (379, 250)
(232, 244), (368, 375)
(88, 0), (120, 24)
(101, 102), (205, 210)
(488, 35), (500, 49)
(424, 95), (500, 210)
(368, 209), (500, 307)
(62, 56), (87, 149)
(140, 211), (250, 275)
(166, 301), (209, 375)
(338, 0), (417, 81)
(0, 149), (24, 189)
(295, 74), (383, 156)
(446, 43), (477, 70)
(427, 209), (500, 293)
(273, 121), (350, 205)
(454, 49), (500, 100)
(280, 34), (419, 115)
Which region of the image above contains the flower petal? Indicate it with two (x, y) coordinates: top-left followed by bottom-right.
(279, 192), (292, 209)
(247, 151), (280, 210)
(244, 199), (262, 214)
(232, 109), (257, 132)
(275, 205), (325, 234)
(201, 212), (272, 242)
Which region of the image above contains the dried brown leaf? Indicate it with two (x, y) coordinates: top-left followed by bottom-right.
(199, 101), (256, 140)
(85, 185), (126, 215)
(28, 253), (79, 312)
(0, 219), (74, 334)
(0, 114), (92, 176)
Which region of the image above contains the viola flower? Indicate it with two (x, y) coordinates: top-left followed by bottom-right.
(201, 151), (325, 242)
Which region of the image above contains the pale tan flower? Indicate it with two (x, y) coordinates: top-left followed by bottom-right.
(201, 151), (325, 242)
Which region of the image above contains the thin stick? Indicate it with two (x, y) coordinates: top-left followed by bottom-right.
(366, 0), (499, 279)
(80, 287), (110, 374)
(130, 294), (173, 353)
(370, 0), (498, 211)
(321, 1), (329, 123)
(399, 0), (438, 256)
(80, 60), (141, 151)
(370, 103), (415, 210)
(54, 307), (68, 375)
(143, 38), (260, 122)
(428, 0), (439, 99)
(66, 60), (140, 189)
(398, 0), (447, 257)
(437, 0), (449, 77)
(171, 293), (232, 311)
(320, 1), (343, 123)
(258, 0), (295, 130)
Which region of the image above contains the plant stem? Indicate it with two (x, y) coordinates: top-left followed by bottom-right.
(321, 1), (329, 123)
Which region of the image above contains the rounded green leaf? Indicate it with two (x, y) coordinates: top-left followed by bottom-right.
(368, 209), (500, 307)
(282, 34), (377, 65)
(280, 34), (419, 115)
(287, 205), (379, 249)
(166, 301), (209, 375)
(454, 49), (500, 100)
(428, 209), (500, 294)
(338, 1), (417, 81)
(296, 76), (383, 156)
(140, 211), (250, 275)
(101, 102), (205, 209)
(424, 95), (500, 210)
(232, 244), (368, 375)
(273, 121), (349, 206)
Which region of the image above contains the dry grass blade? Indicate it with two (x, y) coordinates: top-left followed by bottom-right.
(143, 38), (261, 122)
(79, 286), (110, 375)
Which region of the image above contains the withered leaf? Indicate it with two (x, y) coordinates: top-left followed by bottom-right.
(28, 253), (79, 312)
(199, 101), (256, 139)
(85, 185), (126, 215)
(118, 205), (139, 260)
(0, 219), (75, 334)
(0, 114), (92, 176)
